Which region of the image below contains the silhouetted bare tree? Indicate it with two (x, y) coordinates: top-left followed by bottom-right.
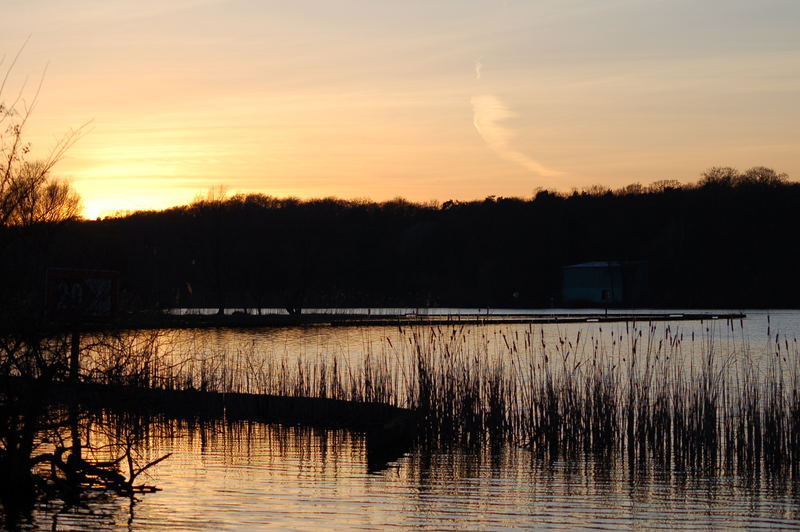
(1, 48), (85, 227)
(2, 161), (82, 226)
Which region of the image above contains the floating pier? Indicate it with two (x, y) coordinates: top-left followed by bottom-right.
(126, 311), (746, 330)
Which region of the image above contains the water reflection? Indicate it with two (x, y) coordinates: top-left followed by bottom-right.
(17, 310), (800, 529)
(157, 309), (800, 373)
(32, 420), (800, 530)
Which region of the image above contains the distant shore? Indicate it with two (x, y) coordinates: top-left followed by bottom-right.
(41, 310), (746, 333)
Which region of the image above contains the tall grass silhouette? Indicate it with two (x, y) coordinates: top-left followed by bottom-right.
(80, 319), (800, 474)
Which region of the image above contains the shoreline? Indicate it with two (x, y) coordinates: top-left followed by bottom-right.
(94, 310), (747, 331)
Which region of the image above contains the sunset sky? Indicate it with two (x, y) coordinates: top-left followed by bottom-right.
(3, 0), (799, 218)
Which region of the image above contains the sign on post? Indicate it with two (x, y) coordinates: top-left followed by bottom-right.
(46, 268), (119, 322)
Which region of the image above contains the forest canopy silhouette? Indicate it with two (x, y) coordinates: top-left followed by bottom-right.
(1, 52), (794, 312)
(1, 165), (796, 316)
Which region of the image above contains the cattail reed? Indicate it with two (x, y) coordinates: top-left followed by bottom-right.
(76, 318), (800, 475)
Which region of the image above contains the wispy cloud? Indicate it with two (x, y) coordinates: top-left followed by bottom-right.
(470, 94), (560, 177)
(474, 60), (483, 80)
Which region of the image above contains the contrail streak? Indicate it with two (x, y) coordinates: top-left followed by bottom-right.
(471, 94), (560, 177)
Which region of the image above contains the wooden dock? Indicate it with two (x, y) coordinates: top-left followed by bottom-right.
(138, 311), (746, 329)
(325, 312), (746, 327)
(39, 311), (747, 333)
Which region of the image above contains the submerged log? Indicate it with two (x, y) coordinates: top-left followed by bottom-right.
(51, 381), (417, 434)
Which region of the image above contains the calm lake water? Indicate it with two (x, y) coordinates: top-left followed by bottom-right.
(40, 422), (800, 531)
(30, 309), (800, 530)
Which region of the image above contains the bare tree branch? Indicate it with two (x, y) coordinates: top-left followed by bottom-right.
(1, 45), (87, 226)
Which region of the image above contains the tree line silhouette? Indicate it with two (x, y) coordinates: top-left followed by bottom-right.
(2, 166), (797, 317)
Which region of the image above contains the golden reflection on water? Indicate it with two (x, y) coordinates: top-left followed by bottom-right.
(155, 310), (799, 379)
(37, 419), (800, 531)
(51, 312), (800, 530)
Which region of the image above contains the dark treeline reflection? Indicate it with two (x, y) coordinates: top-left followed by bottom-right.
(1, 166), (797, 315)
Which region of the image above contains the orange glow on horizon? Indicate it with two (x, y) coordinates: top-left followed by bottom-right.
(4, 1), (797, 218)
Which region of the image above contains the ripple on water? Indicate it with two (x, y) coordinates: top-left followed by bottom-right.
(36, 420), (800, 531)
(32, 311), (800, 530)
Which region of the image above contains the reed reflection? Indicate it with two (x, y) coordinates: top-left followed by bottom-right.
(5, 313), (800, 529)
(17, 413), (800, 530)
(76, 318), (800, 474)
